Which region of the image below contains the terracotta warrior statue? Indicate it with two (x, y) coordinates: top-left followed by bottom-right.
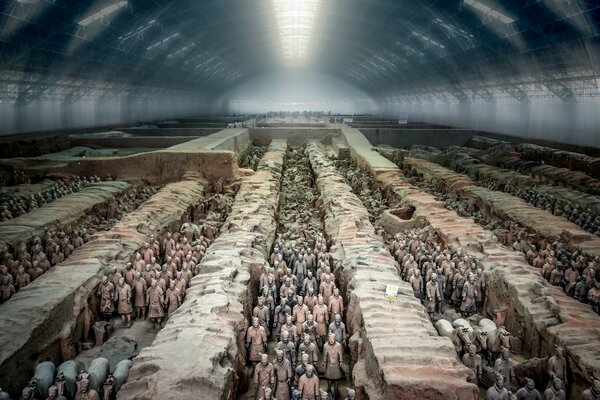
(486, 372), (510, 400)
(165, 281), (181, 316)
(297, 364), (320, 400)
(97, 276), (115, 322)
(46, 385), (67, 400)
(462, 344), (482, 385)
(116, 277), (133, 328)
(328, 288), (344, 321)
(322, 332), (343, 394)
(276, 330), (296, 368)
(542, 377), (565, 400)
(312, 296), (329, 348)
(298, 333), (319, 366)
(494, 347), (515, 388)
(273, 349), (292, 400)
(74, 377), (100, 400)
(328, 314), (347, 348)
(292, 296), (309, 333)
(132, 271), (147, 320)
(425, 273), (440, 319)
(582, 379), (600, 400)
(254, 297), (271, 337)
(547, 346), (568, 388)
(515, 378), (540, 400)
(246, 317), (268, 365)
(460, 273), (479, 317)
(146, 279), (164, 331)
(253, 353), (275, 400)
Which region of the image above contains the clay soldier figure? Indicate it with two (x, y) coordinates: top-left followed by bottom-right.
(273, 349), (292, 400)
(303, 271), (318, 296)
(460, 274), (479, 317)
(20, 380), (37, 400)
(106, 199), (118, 220)
(165, 281), (181, 316)
(486, 372), (510, 400)
(134, 253), (145, 272)
(0, 274), (15, 303)
(132, 271), (147, 320)
(322, 332), (343, 395)
(409, 269), (424, 299)
(495, 348), (515, 388)
(246, 317), (268, 365)
(46, 385), (67, 400)
(294, 353), (312, 387)
(254, 297), (271, 337)
(298, 364), (320, 400)
(452, 270), (466, 306)
(328, 314), (347, 348)
(281, 315), (298, 344)
(277, 330), (296, 367)
(515, 378), (541, 400)
(294, 258), (307, 290)
(462, 344), (482, 385)
(304, 287), (318, 313)
(163, 232), (176, 258)
(280, 277), (295, 301)
(547, 346), (568, 389)
(262, 287), (276, 316)
(117, 277), (133, 327)
(143, 265), (154, 287)
(274, 298), (291, 340)
(582, 379), (600, 400)
(312, 296), (329, 348)
(16, 265), (31, 291)
(292, 296), (309, 333)
(542, 377), (565, 400)
(302, 312), (318, 344)
(319, 275), (335, 306)
(298, 333), (320, 365)
(124, 263), (135, 287)
(260, 266), (272, 293)
(97, 276), (115, 321)
(146, 279), (165, 331)
(75, 377), (100, 400)
(253, 353), (275, 400)
(328, 288), (344, 321)
(425, 273), (440, 319)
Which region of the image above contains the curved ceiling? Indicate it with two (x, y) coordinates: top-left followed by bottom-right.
(0, 0), (599, 103)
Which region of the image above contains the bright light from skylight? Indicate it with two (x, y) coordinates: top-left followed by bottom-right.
(273, 0), (321, 60)
(411, 31), (446, 49)
(464, 0), (515, 25)
(78, 1), (128, 27)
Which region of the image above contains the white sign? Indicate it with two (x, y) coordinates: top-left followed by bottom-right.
(385, 284), (398, 299)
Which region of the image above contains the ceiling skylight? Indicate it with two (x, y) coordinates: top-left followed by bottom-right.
(273, 0), (321, 60)
(78, 1), (128, 27)
(464, 0), (515, 25)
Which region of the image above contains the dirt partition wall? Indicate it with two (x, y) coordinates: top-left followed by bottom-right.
(341, 128), (600, 398)
(0, 180), (130, 251)
(250, 127), (338, 146)
(306, 141), (477, 400)
(401, 156), (600, 258)
(0, 179), (206, 397)
(0, 129), (249, 185)
(117, 140), (287, 400)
